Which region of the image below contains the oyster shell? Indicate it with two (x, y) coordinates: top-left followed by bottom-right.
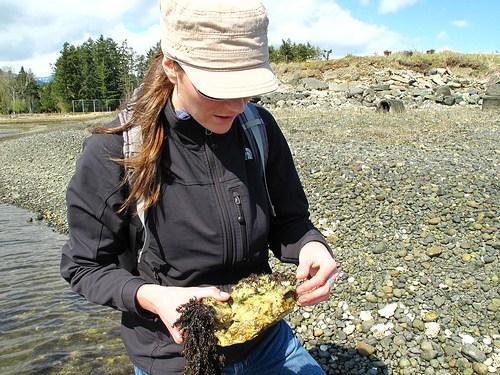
(204, 273), (297, 346)
(175, 272), (297, 375)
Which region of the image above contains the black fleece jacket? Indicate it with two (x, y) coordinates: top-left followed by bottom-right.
(60, 104), (330, 374)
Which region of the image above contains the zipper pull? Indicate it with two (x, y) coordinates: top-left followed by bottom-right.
(153, 267), (162, 285)
(232, 192), (245, 224)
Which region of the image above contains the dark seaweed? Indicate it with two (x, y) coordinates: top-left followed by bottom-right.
(175, 299), (223, 375)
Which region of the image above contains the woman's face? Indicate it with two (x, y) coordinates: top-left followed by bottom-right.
(163, 58), (249, 134)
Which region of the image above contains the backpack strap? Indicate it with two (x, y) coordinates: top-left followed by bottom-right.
(238, 103), (276, 217)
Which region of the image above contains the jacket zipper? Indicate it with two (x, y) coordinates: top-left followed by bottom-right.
(232, 191), (248, 261)
(205, 133), (235, 265)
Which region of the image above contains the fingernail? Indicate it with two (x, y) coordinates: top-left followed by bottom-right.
(219, 291), (230, 298)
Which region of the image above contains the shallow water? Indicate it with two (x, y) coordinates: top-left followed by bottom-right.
(0, 124), (50, 141)
(0, 126), (27, 139)
(0, 204), (131, 375)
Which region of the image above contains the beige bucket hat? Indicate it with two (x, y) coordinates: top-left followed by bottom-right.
(160, 0), (278, 99)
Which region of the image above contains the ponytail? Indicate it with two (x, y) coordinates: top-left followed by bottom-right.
(95, 50), (173, 213)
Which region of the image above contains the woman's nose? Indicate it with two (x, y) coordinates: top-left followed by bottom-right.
(225, 97), (249, 113)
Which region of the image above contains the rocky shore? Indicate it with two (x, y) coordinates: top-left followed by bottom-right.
(260, 64), (500, 112)
(0, 105), (498, 374)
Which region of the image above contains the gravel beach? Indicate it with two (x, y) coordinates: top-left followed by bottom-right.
(0, 106), (498, 375)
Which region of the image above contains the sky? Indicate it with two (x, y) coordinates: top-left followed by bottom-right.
(0, 0), (498, 78)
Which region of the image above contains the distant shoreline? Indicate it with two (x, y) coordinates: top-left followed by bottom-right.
(0, 113), (114, 142)
(0, 112), (113, 125)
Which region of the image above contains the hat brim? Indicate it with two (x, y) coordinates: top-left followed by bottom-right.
(179, 62), (279, 99)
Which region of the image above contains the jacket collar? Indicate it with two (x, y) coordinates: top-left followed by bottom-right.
(163, 101), (236, 146)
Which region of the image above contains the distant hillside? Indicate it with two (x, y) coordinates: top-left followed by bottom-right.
(35, 76), (53, 85)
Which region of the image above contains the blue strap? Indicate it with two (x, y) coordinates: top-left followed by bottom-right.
(238, 103), (276, 217)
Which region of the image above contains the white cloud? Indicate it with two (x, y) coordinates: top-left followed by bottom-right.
(451, 20), (469, 28)
(360, 0), (371, 5)
(0, 0), (158, 76)
(436, 31), (448, 41)
(266, 0), (407, 56)
(378, 0), (418, 14)
(1, 0), (409, 76)
(0, 51), (60, 76)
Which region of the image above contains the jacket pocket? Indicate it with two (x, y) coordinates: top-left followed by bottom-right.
(137, 249), (171, 285)
(231, 190), (249, 262)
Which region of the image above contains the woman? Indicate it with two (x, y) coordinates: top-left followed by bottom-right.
(61, 1), (338, 374)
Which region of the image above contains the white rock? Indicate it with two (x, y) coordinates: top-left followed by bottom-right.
(319, 344), (329, 352)
(323, 228), (334, 237)
(444, 329), (452, 338)
(378, 303), (398, 318)
(430, 74), (445, 85)
(359, 311), (373, 321)
(491, 352), (500, 367)
(347, 276), (355, 283)
(483, 336), (492, 346)
(424, 322), (440, 338)
(343, 323), (355, 335)
(342, 312), (354, 320)
(398, 302), (407, 312)
(459, 333), (475, 345)
(370, 322), (394, 340)
(338, 301), (349, 311)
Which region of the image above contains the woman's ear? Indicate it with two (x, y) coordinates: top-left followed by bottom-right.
(162, 57), (178, 84)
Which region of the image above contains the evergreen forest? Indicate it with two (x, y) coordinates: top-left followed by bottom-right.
(0, 37), (320, 114)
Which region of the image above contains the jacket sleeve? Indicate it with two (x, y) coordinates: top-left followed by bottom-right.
(258, 107), (332, 264)
(60, 132), (147, 315)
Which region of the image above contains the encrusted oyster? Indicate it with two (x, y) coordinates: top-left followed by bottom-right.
(175, 272), (297, 375)
(205, 272), (297, 346)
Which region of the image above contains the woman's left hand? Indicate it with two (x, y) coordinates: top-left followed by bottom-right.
(295, 241), (339, 306)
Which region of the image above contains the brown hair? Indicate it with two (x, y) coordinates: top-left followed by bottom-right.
(95, 50), (173, 213)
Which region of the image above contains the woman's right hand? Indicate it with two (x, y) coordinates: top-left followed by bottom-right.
(135, 284), (230, 344)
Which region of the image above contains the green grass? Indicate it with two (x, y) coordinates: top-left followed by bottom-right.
(384, 50), (499, 73)
(273, 51), (500, 78)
